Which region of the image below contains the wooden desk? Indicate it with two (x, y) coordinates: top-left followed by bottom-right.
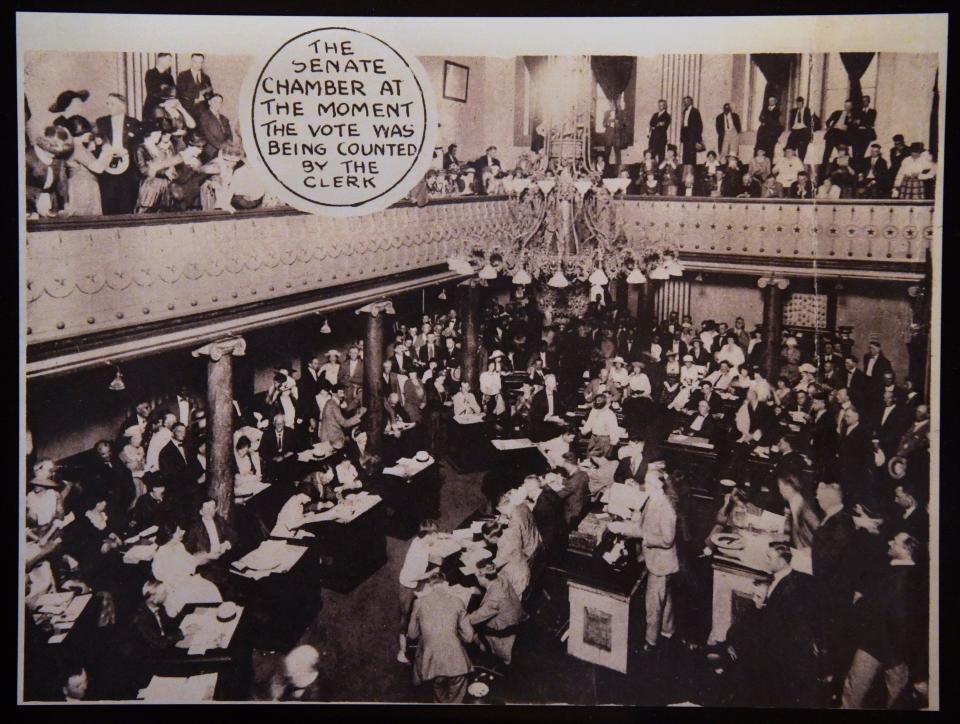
(446, 417), (492, 473)
(375, 459), (441, 540)
(301, 497), (387, 594)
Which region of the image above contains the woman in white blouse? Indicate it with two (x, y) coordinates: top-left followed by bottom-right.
(151, 523), (222, 616)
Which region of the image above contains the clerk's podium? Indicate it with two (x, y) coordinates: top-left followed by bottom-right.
(554, 550), (646, 674)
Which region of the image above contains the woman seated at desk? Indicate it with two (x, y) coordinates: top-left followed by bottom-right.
(271, 480), (341, 539)
(151, 522), (223, 616)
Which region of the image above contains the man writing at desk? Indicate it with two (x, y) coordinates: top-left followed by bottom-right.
(452, 382), (482, 418)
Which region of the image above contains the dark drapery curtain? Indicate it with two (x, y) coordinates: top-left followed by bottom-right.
(751, 54), (793, 109)
(590, 56), (636, 147)
(839, 52), (875, 106)
(929, 69), (939, 159)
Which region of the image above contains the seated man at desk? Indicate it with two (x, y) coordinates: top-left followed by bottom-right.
(128, 474), (172, 533)
(705, 360), (741, 398)
(452, 381), (482, 418)
(131, 579), (182, 653)
(185, 497), (238, 589)
(259, 413), (303, 481)
(680, 399), (719, 441)
(538, 427), (576, 470)
(529, 373), (566, 442)
(580, 394), (622, 459)
(233, 435), (262, 483)
(469, 559), (524, 667)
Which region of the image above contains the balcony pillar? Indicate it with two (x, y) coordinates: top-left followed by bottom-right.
(759, 277), (790, 380)
(460, 280), (481, 392)
(191, 336), (246, 522)
(637, 280), (659, 352)
(626, 282), (640, 319)
(357, 301), (394, 463)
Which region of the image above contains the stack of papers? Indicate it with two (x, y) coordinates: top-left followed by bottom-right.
(667, 433), (714, 449)
(235, 479), (271, 499)
(603, 483), (649, 519)
(124, 525), (159, 545)
(745, 509), (786, 534)
(177, 605), (243, 655)
(454, 413), (484, 425)
(138, 673), (218, 701)
(231, 540), (307, 579)
(325, 492), (382, 523)
(122, 543), (158, 564)
(491, 438), (535, 451)
(383, 455), (434, 479)
(424, 535), (463, 560)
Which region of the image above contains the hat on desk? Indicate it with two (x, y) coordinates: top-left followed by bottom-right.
(719, 478), (737, 488)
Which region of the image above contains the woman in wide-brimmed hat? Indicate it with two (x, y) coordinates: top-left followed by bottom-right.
(60, 115), (106, 216)
(26, 125), (73, 216)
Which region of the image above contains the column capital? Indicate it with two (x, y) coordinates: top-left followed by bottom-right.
(191, 336), (246, 361)
(356, 300), (395, 317)
(757, 276), (790, 290)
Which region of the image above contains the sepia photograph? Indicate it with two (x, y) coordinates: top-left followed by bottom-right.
(17, 12), (944, 709)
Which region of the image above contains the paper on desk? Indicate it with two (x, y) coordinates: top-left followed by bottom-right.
(749, 509), (786, 534)
(47, 633), (66, 644)
(235, 479), (270, 498)
(454, 413), (484, 425)
(139, 673), (218, 701)
(35, 592), (73, 610)
(123, 543), (158, 564)
(125, 525), (159, 545)
(60, 594), (92, 622)
(491, 438), (535, 451)
(426, 536), (462, 559)
(452, 528), (475, 541)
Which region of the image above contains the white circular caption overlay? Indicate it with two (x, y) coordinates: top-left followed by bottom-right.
(242, 27), (436, 216)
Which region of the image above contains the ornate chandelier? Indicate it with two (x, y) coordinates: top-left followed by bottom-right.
(447, 57), (683, 292)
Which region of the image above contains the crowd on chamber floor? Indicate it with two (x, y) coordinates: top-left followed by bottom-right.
(23, 289), (931, 707)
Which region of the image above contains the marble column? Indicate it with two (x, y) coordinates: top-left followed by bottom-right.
(759, 276), (789, 380)
(460, 280), (481, 392)
(626, 282), (640, 320)
(357, 300), (394, 462)
(191, 336), (246, 522)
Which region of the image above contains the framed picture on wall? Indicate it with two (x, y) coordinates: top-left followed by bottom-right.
(442, 61), (469, 103)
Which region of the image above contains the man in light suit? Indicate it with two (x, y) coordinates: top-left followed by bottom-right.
(715, 103), (742, 159)
(319, 386), (365, 449)
(609, 470), (678, 650)
(679, 96), (703, 166)
(407, 571), (475, 703)
(469, 561), (524, 665)
(337, 346), (364, 410)
(176, 53), (214, 118)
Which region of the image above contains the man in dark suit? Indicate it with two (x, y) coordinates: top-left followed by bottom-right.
(176, 53), (214, 118)
(557, 454), (591, 527)
(527, 342), (558, 373)
(197, 93), (233, 163)
(727, 543), (818, 707)
(888, 135), (910, 187)
(682, 399), (718, 440)
(715, 103), (742, 159)
(259, 413), (302, 481)
(856, 143), (889, 198)
(842, 532), (923, 708)
(786, 96), (817, 162)
(391, 344), (414, 376)
(131, 580), (181, 653)
(613, 439), (649, 485)
(95, 92), (142, 214)
(531, 480), (566, 555)
(808, 392), (838, 471)
(742, 388), (778, 445)
(822, 99), (860, 168)
(529, 373), (566, 442)
(812, 481), (861, 684)
(862, 340), (892, 397)
(297, 356), (323, 426)
(873, 388), (910, 461)
(836, 407), (877, 508)
(142, 52), (175, 121)
(679, 96), (703, 165)
(648, 99), (671, 162)
(417, 333), (443, 368)
(129, 475), (171, 532)
(842, 356), (870, 414)
(851, 95), (877, 161)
